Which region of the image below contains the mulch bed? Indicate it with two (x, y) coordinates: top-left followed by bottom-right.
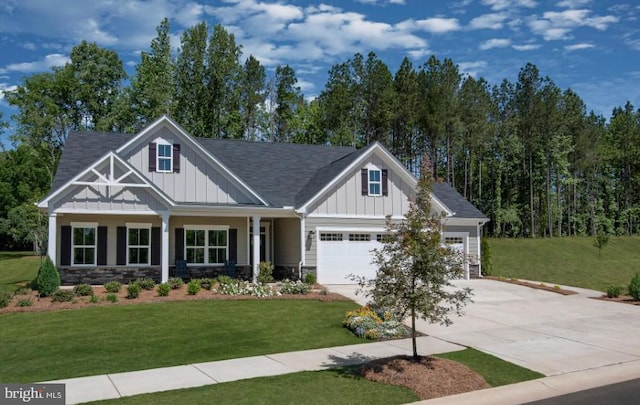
(484, 276), (578, 295)
(592, 294), (640, 306)
(361, 355), (489, 400)
(0, 284), (348, 314)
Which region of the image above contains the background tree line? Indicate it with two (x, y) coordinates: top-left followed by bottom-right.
(1, 19), (639, 249)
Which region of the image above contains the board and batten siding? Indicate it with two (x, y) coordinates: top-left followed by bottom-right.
(308, 155), (414, 217)
(52, 185), (166, 212)
(273, 218), (301, 266)
(304, 217), (388, 267)
(443, 224), (480, 265)
(121, 126), (256, 205)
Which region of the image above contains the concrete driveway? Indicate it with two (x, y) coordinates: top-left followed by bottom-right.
(328, 280), (640, 376)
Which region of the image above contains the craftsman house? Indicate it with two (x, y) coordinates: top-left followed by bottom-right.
(38, 116), (488, 285)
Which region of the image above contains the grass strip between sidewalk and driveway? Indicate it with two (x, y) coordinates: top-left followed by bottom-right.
(86, 349), (544, 405)
(0, 299), (363, 382)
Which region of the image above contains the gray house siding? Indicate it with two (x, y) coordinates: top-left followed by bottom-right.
(308, 155), (414, 217)
(121, 126), (258, 205)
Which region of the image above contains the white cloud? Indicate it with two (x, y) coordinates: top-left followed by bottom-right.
(0, 83), (18, 101)
(469, 13), (508, 30)
(482, 0), (537, 11)
(565, 43), (595, 51)
(479, 38), (511, 50)
(512, 43), (542, 51)
(355, 0), (406, 4)
(398, 17), (461, 34)
(407, 48), (431, 60)
(458, 61), (487, 77)
(0, 54), (69, 74)
(556, 0), (591, 8)
(528, 9), (618, 40)
(296, 78), (315, 93)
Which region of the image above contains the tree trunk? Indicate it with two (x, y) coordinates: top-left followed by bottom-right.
(529, 155), (535, 237)
(547, 152), (552, 237)
(411, 306), (418, 360)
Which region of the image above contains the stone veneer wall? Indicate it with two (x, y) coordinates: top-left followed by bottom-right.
(59, 267), (161, 285)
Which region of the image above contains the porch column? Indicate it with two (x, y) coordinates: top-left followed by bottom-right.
(161, 212), (170, 283)
(47, 212), (57, 265)
(252, 215), (261, 284)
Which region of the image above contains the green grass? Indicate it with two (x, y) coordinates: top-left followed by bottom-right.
(436, 348), (544, 387)
(0, 252), (40, 292)
(87, 367), (420, 405)
(488, 236), (640, 292)
(89, 348), (544, 405)
(0, 300), (363, 382)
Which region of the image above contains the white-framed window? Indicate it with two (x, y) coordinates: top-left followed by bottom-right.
(157, 143), (172, 172)
(185, 226), (228, 265)
(127, 223), (151, 265)
(369, 169), (381, 196)
(349, 233), (371, 242)
(72, 222), (97, 266)
(320, 232), (343, 241)
(445, 237), (464, 244)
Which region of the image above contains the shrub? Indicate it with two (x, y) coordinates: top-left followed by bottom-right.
(199, 278), (214, 290)
(628, 274), (640, 301)
(218, 278), (246, 295)
(16, 298), (33, 307)
(136, 277), (156, 290)
(51, 289), (74, 303)
(15, 286), (32, 295)
(168, 277), (184, 289)
(126, 282), (141, 299)
(279, 279), (311, 295)
(343, 305), (407, 340)
(303, 272), (317, 285)
(73, 284), (94, 296)
(106, 293), (118, 303)
(104, 281), (122, 293)
(36, 256), (60, 297)
(0, 291), (13, 308)
(258, 261), (274, 285)
(89, 294), (99, 303)
(216, 275), (234, 285)
(157, 283), (170, 297)
(606, 285), (622, 298)
(187, 279), (201, 295)
(244, 284), (275, 298)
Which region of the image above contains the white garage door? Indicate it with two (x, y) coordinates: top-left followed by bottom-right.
(317, 231), (383, 284)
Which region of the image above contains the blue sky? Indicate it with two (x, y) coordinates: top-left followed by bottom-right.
(1, 0), (639, 146)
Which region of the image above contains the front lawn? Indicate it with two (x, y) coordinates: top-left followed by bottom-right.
(87, 367), (421, 405)
(0, 300), (362, 382)
(0, 252), (40, 293)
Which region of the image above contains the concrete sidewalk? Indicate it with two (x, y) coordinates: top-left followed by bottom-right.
(42, 336), (464, 404)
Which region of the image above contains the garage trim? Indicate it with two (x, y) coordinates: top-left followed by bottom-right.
(442, 231), (469, 279)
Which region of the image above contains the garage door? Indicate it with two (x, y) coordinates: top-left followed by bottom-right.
(317, 231), (383, 284)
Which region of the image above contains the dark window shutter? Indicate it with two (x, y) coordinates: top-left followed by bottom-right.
(173, 144), (181, 173)
(117, 227), (127, 265)
(361, 169), (368, 196)
(175, 228), (184, 261)
(382, 169), (388, 196)
(228, 229), (237, 262)
(97, 226), (108, 266)
(148, 142), (156, 172)
(151, 227), (161, 265)
(60, 226), (71, 266)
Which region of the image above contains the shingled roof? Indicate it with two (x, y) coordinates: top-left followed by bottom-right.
(52, 130), (486, 219)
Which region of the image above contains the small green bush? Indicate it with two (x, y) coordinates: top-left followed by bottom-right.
(36, 256), (61, 297)
(187, 279), (201, 295)
(89, 294), (99, 303)
(258, 261), (274, 285)
(157, 283), (170, 297)
(279, 279), (311, 295)
(73, 284), (94, 296)
(303, 273), (317, 285)
(199, 278), (214, 290)
(16, 298), (33, 307)
(0, 291), (14, 308)
(126, 282), (141, 299)
(168, 277), (184, 289)
(15, 286), (32, 295)
(606, 285), (622, 298)
(106, 293), (118, 303)
(104, 281), (122, 293)
(217, 275), (234, 285)
(51, 289), (74, 303)
(628, 274), (640, 301)
(136, 277), (156, 290)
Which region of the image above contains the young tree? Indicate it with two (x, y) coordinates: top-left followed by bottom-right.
(355, 161), (472, 360)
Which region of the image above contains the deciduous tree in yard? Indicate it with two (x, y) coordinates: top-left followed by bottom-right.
(354, 161), (472, 360)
